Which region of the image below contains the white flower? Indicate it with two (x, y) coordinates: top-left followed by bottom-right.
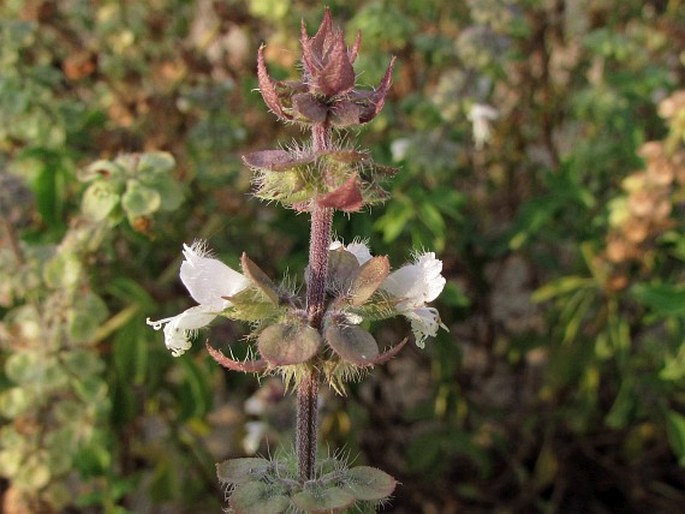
(467, 103), (499, 149)
(331, 241), (447, 347)
(382, 252), (446, 347)
(147, 241), (250, 357)
(243, 421), (268, 455)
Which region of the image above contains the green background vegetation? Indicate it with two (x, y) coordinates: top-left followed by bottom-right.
(1, 0), (685, 512)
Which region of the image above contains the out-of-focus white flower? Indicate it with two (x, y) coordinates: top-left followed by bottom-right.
(467, 103), (499, 149)
(331, 241), (447, 347)
(243, 421), (268, 455)
(147, 241), (250, 357)
(390, 138), (411, 162)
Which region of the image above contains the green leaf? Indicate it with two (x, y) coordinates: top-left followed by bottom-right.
(666, 410), (685, 466)
(137, 151), (175, 175)
(257, 322), (321, 366)
(149, 175), (184, 211)
(5, 351), (40, 384)
(121, 179), (161, 217)
(325, 323), (379, 365)
(375, 201), (413, 243)
(230, 481), (289, 514)
(532, 276), (594, 303)
(345, 466), (397, 501)
(631, 283), (685, 316)
(78, 159), (126, 182)
(68, 292), (109, 344)
(0, 388), (32, 417)
(177, 357), (213, 420)
(44, 251), (82, 289)
(15, 453), (51, 489)
(81, 180), (121, 221)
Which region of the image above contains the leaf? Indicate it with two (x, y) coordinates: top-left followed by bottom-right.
(241, 253), (280, 305)
(345, 466), (397, 501)
(292, 486), (355, 512)
(257, 322), (321, 366)
(81, 181), (121, 221)
(78, 158), (126, 181)
(325, 323), (379, 365)
(68, 292), (109, 344)
(137, 151), (175, 175)
(217, 458), (271, 485)
(149, 175), (184, 212)
(348, 256), (390, 306)
(121, 179), (161, 217)
(230, 481), (289, 514)
(177, 358), (213, 420)
(631, 283), (685, 316)
(532, 276), (594, 303)
(43, 251), (82, 289)
(666, 410), (685, 466)
(5, 351), (40, 384)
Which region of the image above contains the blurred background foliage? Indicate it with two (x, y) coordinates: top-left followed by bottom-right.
(1, 0), (685, 512)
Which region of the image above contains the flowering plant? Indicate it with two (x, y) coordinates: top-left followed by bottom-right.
(148, 9), (445, 513)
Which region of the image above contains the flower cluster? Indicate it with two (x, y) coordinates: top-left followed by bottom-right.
(148, 239), (446, 387)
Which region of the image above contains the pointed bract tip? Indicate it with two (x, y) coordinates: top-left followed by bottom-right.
(256, 44), (291, 121)
(360, 56), (397, 124)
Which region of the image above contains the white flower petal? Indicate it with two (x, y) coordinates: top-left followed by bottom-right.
(405, 307), (441, 349)
(346, 242), (373, 264)
(180, 241), (250, 308)
(163, 323), (193, 357)
(382, 252), (446, 308)
(146, 305), (218, 357)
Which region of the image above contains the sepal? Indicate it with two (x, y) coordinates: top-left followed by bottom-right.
(222, 288), (282, 323)
(347, 255), (390, 306)
(240, 253), (280, 305)
(257, 321), (321, 366)
(317, 175), (363, 212)
(324, 319), (379, 366)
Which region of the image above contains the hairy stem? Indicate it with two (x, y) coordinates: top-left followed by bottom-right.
(297, 123), (333, 482)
